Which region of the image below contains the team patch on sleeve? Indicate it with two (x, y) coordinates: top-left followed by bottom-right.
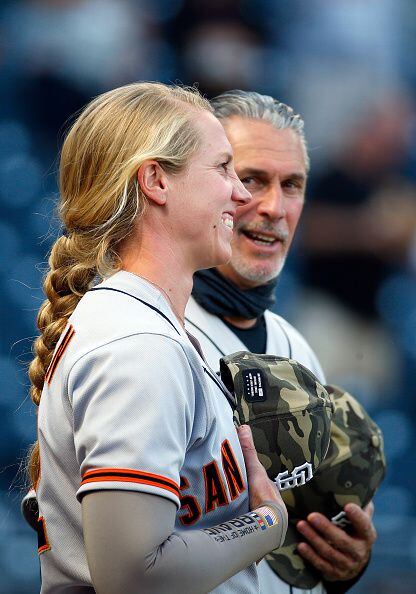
(80, 468), (180, 498)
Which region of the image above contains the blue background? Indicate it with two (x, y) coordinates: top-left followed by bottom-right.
(1, 1), (416, 592)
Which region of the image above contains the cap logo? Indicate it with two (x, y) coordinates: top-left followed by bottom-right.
(274, 462), (313, 491)
(331, 510), (351, 528)
(241, 369), (267, 402)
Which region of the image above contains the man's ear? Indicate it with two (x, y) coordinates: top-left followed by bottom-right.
(137, 160), (168, 205)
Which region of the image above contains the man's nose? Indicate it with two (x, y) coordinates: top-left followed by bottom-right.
(231, 176), (251, 206)
(256, 185), (286, 219)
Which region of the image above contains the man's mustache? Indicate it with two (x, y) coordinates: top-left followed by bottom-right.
(237, 221), (289, 242)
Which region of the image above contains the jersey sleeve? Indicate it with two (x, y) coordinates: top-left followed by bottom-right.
(69, 334), (196, 507)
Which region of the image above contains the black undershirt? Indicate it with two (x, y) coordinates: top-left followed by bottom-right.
(222, 314), (267, 354)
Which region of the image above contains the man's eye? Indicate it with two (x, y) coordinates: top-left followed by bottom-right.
(240, 176), (255, 185)
(283, 179), (302, 191)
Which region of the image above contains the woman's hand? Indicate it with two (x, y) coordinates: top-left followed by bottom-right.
(237, 424), (287, 518)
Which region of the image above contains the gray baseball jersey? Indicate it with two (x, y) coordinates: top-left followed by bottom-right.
(36, 271), (260, 593)
(185, 295), (326, 594)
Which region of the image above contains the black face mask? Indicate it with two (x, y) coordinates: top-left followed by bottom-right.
(192, 268), (278, 320)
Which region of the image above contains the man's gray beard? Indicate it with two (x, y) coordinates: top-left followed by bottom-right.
(230, 253), (286, 285)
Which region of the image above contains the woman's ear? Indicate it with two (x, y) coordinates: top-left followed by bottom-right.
(137, 160), (168, 205)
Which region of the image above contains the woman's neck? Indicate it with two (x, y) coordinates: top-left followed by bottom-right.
(122, 255), (192, 327)
(119, 222), (194, 326)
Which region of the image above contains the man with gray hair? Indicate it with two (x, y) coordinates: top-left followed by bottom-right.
(185, 91), (376, 593)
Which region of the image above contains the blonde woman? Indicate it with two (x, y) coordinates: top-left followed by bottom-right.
(27, 82), (288, 593)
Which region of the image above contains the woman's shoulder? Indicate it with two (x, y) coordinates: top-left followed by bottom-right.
(71, 271), (182, 340)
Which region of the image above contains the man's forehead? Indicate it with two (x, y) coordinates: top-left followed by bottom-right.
(223, 117), (306, 170)
(234, 142), (307, 179)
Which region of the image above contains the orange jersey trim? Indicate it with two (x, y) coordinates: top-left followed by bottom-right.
(45, 324), (75, 385)
(81, 468), (180, 498)
(37, 516), (51, 554)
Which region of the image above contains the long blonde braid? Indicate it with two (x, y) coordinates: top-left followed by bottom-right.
(28, 82), (212, 487)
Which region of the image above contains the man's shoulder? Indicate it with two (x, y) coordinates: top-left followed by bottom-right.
(264, 309), (311, 348)
(264, 309), (326, 383)
(185, 298), (325, 382)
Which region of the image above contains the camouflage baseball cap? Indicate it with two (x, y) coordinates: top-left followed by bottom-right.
(267, 385), (386, 588)
(219, 352), (334, 491)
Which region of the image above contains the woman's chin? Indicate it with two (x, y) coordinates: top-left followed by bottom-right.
(191, 239), (233, 271)
(212, 245), (233, 268)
